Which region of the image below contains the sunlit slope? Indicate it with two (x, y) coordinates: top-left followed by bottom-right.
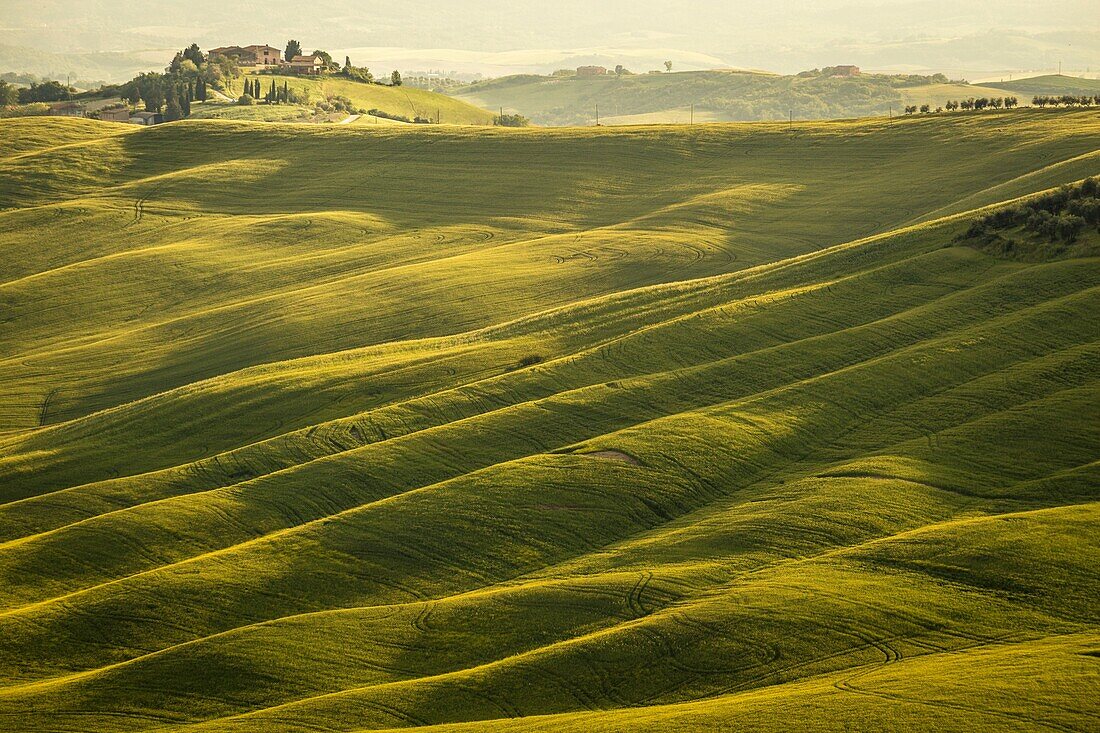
(2, 112), (1098, 435)
(259, 74), (495, 125)
(0, 112), (1098, 732)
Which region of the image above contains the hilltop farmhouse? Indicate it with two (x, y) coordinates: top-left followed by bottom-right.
(208, 44), (284, 69)
(208, 44), (325, 74)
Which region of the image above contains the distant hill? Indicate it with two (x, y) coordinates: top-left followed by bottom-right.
(982, 74), (1100, 96)
(452, 70), (1100, 126)
(896, 82), (1013, 108)
(0, 43), (161, 86)
(450, 69), (917, 126)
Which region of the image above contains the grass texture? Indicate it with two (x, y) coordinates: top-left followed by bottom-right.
(0, 109), (1098, 732)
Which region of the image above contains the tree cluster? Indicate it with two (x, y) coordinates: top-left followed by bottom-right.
(367, 108), (432, 124)
(115, 43), (241, 120)
(905, 97), (1019, 114)
(238, 78), (295, 105)
(341, 57), (374, 83)
(14, 80), (76, 104)
(493, 113), (531, 127)
(963, 177), (1100, 245)
(1032, 95), (1098, 107)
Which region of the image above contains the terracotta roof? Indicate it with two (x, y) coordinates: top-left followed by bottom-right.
(290, 55), (322, 63)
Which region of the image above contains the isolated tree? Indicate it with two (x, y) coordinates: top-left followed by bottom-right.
(282, 80), (289, 103)
(664, 60), (673, 72)
(270, 78), (277, 103)
(168, 52), (184, 74)
(345, 56), (352, 71)
(183, 43), (205, 66)
(285, 40), (302, 62)
(164, 93), (183, 121)
(312, 50), (334, 70)
(391, 70), (402, 86)
(991, 97), (1003, 109)
(135, 72), (165, 112)
(919, 104), (930, 113)
(0, 80), (18, 106)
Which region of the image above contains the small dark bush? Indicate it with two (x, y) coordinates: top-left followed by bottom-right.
(508, 354), (544, 371)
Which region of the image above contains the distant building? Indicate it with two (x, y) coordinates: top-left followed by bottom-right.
(288, 54), (325, 75)
(128, 111), (162, 126)
(46, 101), (85, 117)
(243, 45), (284, 66)
(576, 66), (608, 77)
(209, 44), (284, 69)
(833, 65), (861, 77)
(98, 107), (131, 123)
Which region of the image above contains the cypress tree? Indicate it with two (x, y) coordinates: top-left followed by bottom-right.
(282, 80), (288, 103)
(182, 87), (191, 116)
(270, 79), (276, 103)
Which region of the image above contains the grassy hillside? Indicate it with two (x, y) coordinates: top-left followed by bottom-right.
(896, 82), (1010, 108)
(0, 110), (1098, 732)
(984, 74), (1100, 96)
(253, 74), (495, 125)
(453, 70), (1100, 126)
(451, 70), (911, 125)
(187, 100), (320, 122)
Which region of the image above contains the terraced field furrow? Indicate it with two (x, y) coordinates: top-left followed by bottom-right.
(0, 110), (1097, 732)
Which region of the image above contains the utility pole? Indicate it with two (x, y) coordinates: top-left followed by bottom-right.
(789, 109), (793, 132)
(690, 103), (694, 125)
(595, 103), (600, 126)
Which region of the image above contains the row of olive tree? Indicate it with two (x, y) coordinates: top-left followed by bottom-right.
(905, 96), (1020, 114)
(1032, 95), (1099, 107)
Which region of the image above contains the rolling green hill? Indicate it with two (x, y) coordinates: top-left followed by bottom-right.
(983, 74), (1100, 96)
(0, 110), (1098, 732)
(251, 74), (495, 125)
(452, 70), (1100, 126)
(450, 69), (910, 126)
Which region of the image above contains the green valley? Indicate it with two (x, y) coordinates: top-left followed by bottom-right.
(0, 107), (1097, 732)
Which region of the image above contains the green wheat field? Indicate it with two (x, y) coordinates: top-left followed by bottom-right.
(0, 109), (1098, 731)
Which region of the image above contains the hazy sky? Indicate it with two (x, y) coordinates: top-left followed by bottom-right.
(2, 1), (1098, 77)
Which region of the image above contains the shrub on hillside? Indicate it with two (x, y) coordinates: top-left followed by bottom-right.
(237, 94), (255, 106)
(494, 113), (531, 127)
